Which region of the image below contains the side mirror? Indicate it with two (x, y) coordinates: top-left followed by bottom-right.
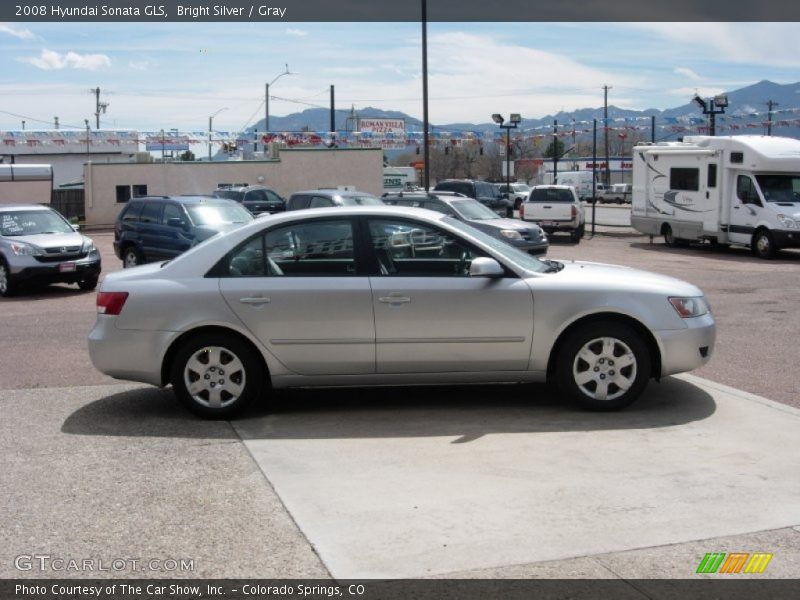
(167, 217), (188, 230)
(469, 256), (504, 278)
(71, 223), (81, 231)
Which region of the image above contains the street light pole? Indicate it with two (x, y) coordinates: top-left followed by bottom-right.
(693, 94), (728, 136)
(265, 64), (293, 134)
(208, 107), (228, 161)
(492, 113), (521, 215)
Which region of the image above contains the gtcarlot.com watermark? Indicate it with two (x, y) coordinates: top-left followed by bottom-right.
(14, 554), (195, 573)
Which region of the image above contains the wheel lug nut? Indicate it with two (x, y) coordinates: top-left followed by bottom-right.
(599, 359), (604, 364)
(204, 374), (210, 380)
(600, 374), (606, 380)
(210, 382), (216, 388)
(594, 367), (600, 372)
(219, 379), (224, 384)
(219, 369), (224, 375)
(609, 360), (614, 366)
(610, 370), (615, 376)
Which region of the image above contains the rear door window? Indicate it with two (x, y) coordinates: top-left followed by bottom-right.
(139, 202), (163, 224)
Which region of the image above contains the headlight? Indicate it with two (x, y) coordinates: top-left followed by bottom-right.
(82, 239), (97, 253)
(669, 296), (710, 318)
(777, 214), (798, 229)
(499, 230), (523, 240)
(10, 242), (42, 257)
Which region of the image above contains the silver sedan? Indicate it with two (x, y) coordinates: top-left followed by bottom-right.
(89, 206), (715, 418)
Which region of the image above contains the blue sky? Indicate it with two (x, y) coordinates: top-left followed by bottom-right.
(1, 21), (800, 132)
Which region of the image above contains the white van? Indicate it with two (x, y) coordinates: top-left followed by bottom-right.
(631, 135), (800, 258)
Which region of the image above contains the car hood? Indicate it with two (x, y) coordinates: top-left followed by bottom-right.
(11, 231), (86, 249)
(543, 260), (703, 296)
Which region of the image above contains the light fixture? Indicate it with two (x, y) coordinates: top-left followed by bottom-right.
(713, 94), (728, 108)
(510, 113), (521, 124)
(492, 113), (505, 125)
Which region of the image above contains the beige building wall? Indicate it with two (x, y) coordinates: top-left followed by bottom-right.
(84, 147), (383, 226)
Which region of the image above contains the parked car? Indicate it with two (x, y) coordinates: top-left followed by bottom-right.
(520, 185), (586, 242)
(382, 192), (548, 255)
(89, 205), (715, 418)
(599, 183), (632, 204)
(0, 204), (101, 297)
(433, 179), (514, 217)
(496, 182), (532, 210)
(285, 189), (384, 211)
(212, 185), (285, 215)
(113, 196), (253, 268)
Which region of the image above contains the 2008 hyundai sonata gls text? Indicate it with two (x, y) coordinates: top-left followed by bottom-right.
(89, 206), (715, 418)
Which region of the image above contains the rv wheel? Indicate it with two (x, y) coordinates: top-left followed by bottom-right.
(663, 225), (687, 248)
(752, 229), (777, 259)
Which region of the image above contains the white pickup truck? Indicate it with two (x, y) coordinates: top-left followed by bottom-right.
(519, 185), (586, 242)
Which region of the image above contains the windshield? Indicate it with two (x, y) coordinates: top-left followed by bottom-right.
(187, 204), (253, 226)
(451, 199), (500, 220)
(755, 174), (800, 203)
(339, 194), (384, 206)
(442, 216), (549, 273)
(0, 209), (74, 236)
(512, 184), (531, 192)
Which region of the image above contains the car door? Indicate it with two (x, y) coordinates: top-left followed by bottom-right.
(158, 202), (193, 258)
(729, 174), (761, 244)
(138, 201), (166, 259)
(218, 217), (375, 375)
(366, 216), (534, 373)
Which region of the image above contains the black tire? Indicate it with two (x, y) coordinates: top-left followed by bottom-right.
(663, 224), (687, 248)
(555, 322), (651, 411)
(170, 332), (265, 418)
(78, 275), (99, 291)
(751, 228), (777, 259)
(0, 259), (16, 298)
(514, 197), (523, 211)
(569, 226), (583, 243)
(122, 245), (144, 268)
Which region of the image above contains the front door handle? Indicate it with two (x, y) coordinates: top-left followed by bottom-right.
(378, 295), (411, 305)
(239, 296), (271, 306)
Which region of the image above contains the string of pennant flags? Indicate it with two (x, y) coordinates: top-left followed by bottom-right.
(4, 106), (800, 150)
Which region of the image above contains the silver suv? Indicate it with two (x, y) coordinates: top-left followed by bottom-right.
(0, 204), (101, 297)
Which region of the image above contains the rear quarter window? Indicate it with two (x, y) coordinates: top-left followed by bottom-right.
(120, 202), (144, 222)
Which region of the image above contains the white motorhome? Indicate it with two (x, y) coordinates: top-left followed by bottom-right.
(0, 164), (53, 205)
(631, 136), (800, 258)
(544, 170), (599, 200)
(383, 166), (418, 195)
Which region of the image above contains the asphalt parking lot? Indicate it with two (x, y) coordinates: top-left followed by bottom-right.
(2, 226), (800, 580)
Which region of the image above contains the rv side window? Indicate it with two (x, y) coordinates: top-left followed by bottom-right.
(707, 165), (717, 188)
(737, 176), (760, 205)
(670, 168), (699, 191)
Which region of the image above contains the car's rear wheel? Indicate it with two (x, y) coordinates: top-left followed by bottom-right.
(122, 246), (143, 268)
(170, 333), (264, 418)
(0, 259), (16, 297)
(556, 322), (651, 411)
(663, 224), (687, 248)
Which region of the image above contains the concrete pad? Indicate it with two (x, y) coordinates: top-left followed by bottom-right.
(0, 384), (328, 579)
(234, 375), (800, 578)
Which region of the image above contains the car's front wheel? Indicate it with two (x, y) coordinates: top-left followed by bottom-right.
(78, 275), (99, 291)
(556, 322), (651, 411)
(0, 259), (16, 297)
(170, 333), (264, 418)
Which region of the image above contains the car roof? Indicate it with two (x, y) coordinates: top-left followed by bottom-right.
(532, 185), (573, 190)
(130, 195), (238, 205)
(383, 192), (472, 205)
(215, 185), (272, 192)
(291, 189), (376, 197)
(0, 203), (54, 212)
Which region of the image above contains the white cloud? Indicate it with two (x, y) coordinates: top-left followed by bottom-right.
(286, 28), (308, 37)
(667, 86), (725, 99)
(627, 23), (800, 68)
(19, 48), (111, 70)
(0, 23), (34, 40)
(674, 67), (702, 81)
(128, 60), (150, 71)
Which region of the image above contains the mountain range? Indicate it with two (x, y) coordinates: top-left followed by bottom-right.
(247, 80), (800, 139)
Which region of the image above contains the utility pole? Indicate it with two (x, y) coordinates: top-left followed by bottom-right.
(553, 120), (558, 183)
(603, 85), (612, 186)
(651, 115), (655, 143)
(91, 86), (109, 129)
(421, 0), (430, 191)
(265, 83), (269, 133)
(21, 120), (25, 130)
(54, 116), (59, 130)
(330, 85), (335, 134)
(766, 100), (779, 136)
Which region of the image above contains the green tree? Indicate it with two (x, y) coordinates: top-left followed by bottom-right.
(543, 138), (565, 159)
(179, 150), (196, 162)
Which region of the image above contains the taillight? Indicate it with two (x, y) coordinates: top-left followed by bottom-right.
(97, 292), (129, 315)
(571, 205), (577, 218)
(519, 203), (524, 218)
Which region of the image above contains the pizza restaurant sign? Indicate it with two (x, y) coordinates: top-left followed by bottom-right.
(358, 118), (406, 135)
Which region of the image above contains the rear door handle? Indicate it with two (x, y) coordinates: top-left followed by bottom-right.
(378, 295), (411, 305)
(239, 296), (271, 305)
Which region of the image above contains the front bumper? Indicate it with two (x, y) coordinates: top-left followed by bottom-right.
(10, 251), (101, 285)
(656, 313), (716, 377)
(772, 229), (800, 249)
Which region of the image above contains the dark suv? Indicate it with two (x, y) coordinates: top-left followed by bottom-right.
(433, 179), (513, 217)
(114, 196), (253, 267)
(212, 185), (285, 216)
(285, 189), (384, 211)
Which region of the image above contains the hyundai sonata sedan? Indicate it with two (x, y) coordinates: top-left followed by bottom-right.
(89, 206), (715, 418)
